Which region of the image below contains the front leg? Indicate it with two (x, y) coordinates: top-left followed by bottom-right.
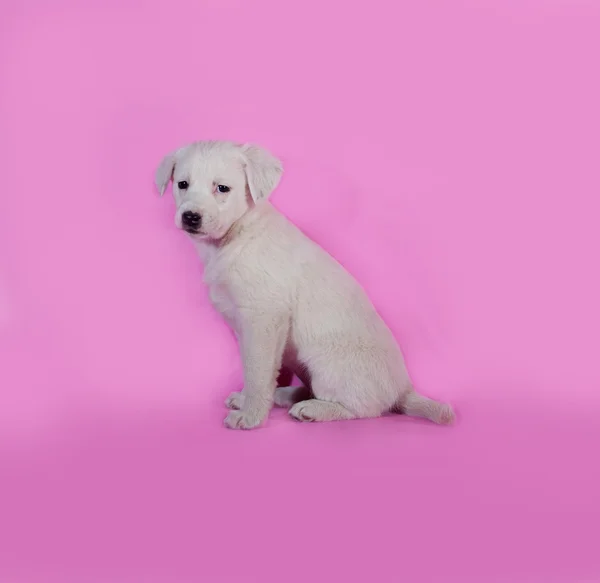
(225, 365), (296, 411)
(224, 310), (288, 430)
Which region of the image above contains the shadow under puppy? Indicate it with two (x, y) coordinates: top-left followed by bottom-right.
(155, 140), (455, 430)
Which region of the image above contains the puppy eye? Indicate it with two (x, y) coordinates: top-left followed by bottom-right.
(177, 181), (189, 190)
(217, 185), (230, 193)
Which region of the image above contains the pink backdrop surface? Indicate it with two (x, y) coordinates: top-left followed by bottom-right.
(1, 0), (599, 581)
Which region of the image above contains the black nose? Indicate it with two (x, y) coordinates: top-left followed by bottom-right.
(182, 211), (201, 230)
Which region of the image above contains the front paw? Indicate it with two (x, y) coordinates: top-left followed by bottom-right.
(225, 391), (245, 410)
(224, 409), (266, 430)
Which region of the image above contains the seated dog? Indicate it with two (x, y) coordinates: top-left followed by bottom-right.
(155, 141), (455, 430)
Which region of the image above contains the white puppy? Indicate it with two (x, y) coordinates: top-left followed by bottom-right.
(155, 141), (455, 430)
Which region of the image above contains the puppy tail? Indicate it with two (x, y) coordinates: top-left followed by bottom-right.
(394, 388), (455, 425)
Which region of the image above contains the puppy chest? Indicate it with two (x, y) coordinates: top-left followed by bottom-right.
(208, 283), (239, 328)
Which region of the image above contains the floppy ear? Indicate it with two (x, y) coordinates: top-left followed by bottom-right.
(240, 144), (283, 202)
(155, 152), (177, 196)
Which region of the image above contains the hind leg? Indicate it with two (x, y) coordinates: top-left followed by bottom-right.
(274, 385), (312, 408)
(289, 399), (356, 422)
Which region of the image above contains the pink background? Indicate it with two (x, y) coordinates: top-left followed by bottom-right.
(1, 0), (599, 581)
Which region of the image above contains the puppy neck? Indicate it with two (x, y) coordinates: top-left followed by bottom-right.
(219, 202), (275, 247)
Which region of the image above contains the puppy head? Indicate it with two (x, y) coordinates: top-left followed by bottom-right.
(155, 141), (282, 240)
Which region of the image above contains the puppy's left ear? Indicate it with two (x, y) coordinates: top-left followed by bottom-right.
(155, 152), (177, 196)
(240, 144), (283, 202)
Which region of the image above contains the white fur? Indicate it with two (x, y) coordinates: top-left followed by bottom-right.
(155, 141), (455, 430)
